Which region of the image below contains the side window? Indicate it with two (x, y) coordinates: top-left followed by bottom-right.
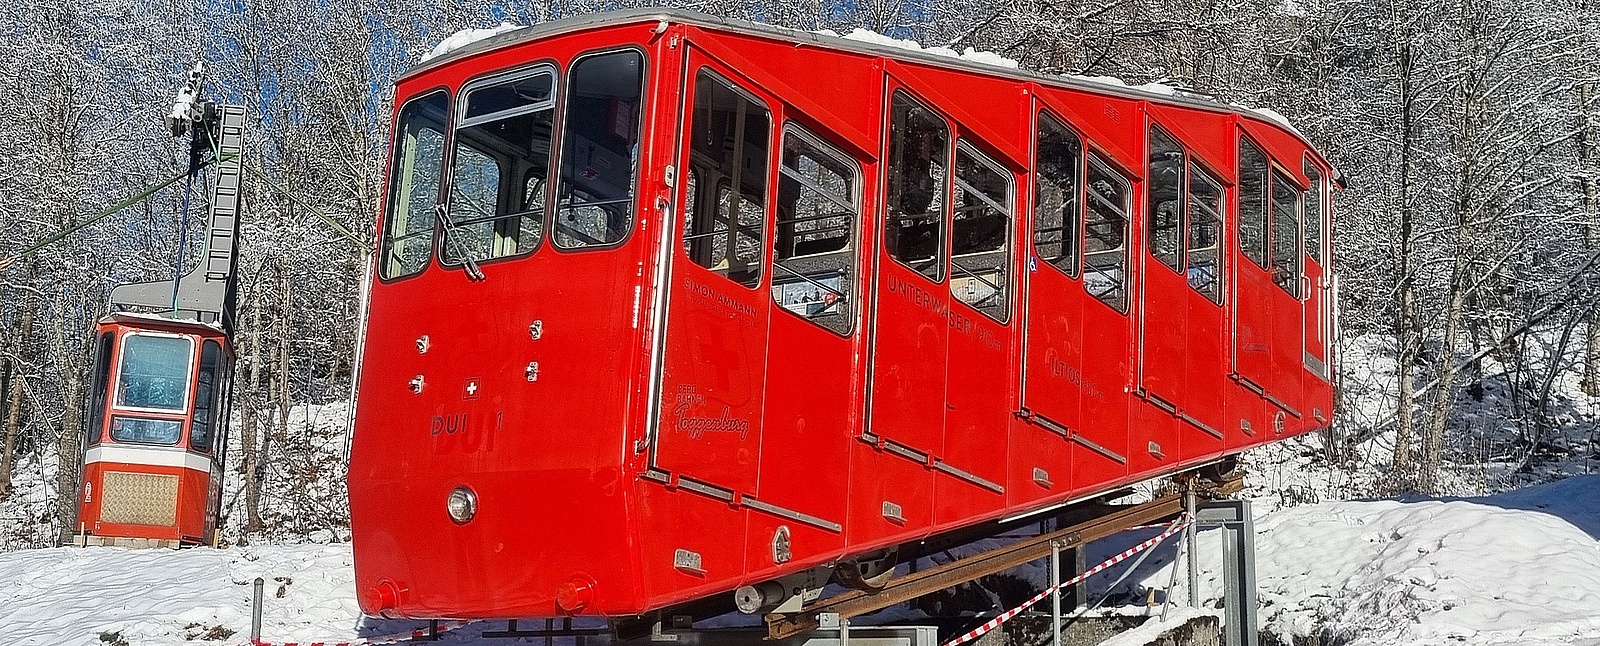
(190, 340), (220, 454)
(1269, 170), (1302, 297)
(951, 142), (1014, 322)
(774, 124), (859, 334)
(1186, 164), (1225, 303)
(1237, 136), (1269, 268)
(1084, 154), (1131, 311)
(114, 333), (193, 412)
(1303, 159), (1323, 264)
(1146, 125), (1184, 271)
(682, 70), (770, 288)
(554, 50), (644, 249)
(885, 91), (948, 281)
(380, 91), (448, 279)
(1034, 112), (1082, 277)
(442, 68), (556, 265)
(86, 331), (113, 446)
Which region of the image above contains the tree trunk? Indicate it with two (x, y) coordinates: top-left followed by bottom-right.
(0, 282), (37, 501)
(1420, 262), (1470, 493)
(1420, 45), (1485, 495)
(1392, 29), (1419, 488)
(241, 279), (265, 536)
(1580, 83), (1600, 397)
(53, 320), (88, 544)
(259, 264), (292, 530)
(276, 264), (292, 459)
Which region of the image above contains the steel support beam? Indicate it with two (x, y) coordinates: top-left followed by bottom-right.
(766, 491), (1199, 640)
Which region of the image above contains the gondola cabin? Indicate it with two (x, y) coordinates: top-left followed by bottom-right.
(78, 313), (233, 547)
(348, 9), (1336, 621)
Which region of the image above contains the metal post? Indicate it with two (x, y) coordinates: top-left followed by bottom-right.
(1196, 499), (1259, 646)
(840, 616), (850, 646)
(250, 577), (264, 643)
(1184, 485), (1198, 607)
(1050, 541), (1062, 646)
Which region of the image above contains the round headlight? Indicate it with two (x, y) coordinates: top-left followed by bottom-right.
(446, 486), (477, 524)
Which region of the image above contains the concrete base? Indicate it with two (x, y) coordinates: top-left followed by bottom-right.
(77, 535), (182, 549)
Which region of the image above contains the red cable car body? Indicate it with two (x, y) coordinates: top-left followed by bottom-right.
(77, 314), (233, 545)
(348, 9), (1336, 620)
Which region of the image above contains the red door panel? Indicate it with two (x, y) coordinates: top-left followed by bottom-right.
(1135, 258), (1188, 476)
(1184, 289), (1228, 458)
(866, 79), (950, 467)
(756, 312), (853, 565)
(1021, 274), (1083, 425)
(847, 441), (935, 545)
(1233, 266), (1276, 389)
(1072, 299), (1130, 491)
(940, 310), (1010, 523)
(1131, 403), (1179, 474)
(1139, 261), (1188, 410)
(1008, 423), (1071, 503)
(1020, 261), (1083, 502)
(869, 265), (948, 455)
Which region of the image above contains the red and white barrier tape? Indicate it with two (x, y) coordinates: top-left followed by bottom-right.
(250, 619), (473, 646)
(942, 514), (1193, 646)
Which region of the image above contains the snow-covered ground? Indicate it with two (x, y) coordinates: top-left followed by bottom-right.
(1245, 479), (1600, 645)
(4, 331), (1597, 645)
(4, 474), (1598, 646)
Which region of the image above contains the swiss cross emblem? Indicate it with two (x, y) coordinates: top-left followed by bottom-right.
(464, 379), (480, 400)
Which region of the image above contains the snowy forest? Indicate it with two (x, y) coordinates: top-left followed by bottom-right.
(0, 0), (1598, 552)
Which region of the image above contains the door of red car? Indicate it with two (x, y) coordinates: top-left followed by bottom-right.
(1136, 124), (1189, 468)
(859, 85), (951, 535)
(1301, 157), (1333, 421)
(866, 86), (950, 461)
(939, 139), (1018, 519)
(652, 59), (775, 496)
(1231, 132), (1303, 420)
(1019, 108), (1086, 499)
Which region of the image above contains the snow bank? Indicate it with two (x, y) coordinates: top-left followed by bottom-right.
(9, 451), (1589, 644)
(422, 22), (526, 63)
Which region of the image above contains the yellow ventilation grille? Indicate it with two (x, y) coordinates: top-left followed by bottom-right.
(100, 471), (179, 526)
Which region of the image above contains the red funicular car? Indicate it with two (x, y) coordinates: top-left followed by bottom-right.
(348, 8), (1335, 624)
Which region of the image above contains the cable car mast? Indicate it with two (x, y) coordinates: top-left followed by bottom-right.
(109, 63), (246, 331)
